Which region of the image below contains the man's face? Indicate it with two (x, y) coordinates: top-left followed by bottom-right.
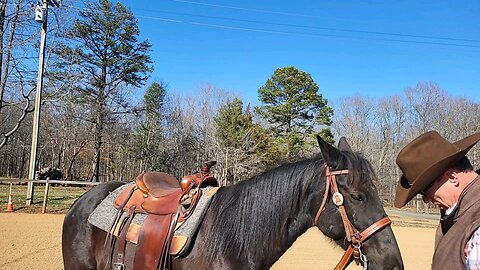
(421, 173), (450, 209)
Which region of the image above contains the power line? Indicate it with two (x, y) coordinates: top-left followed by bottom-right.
(132, 7), (480, 43)
(7, 0), (480, 44)
(13, 56), (39, 60)
(167, 0), (480, 43)
(171, 0), (330, 19)
(169, 19), (480, 48)
(64, 4), (480, 48)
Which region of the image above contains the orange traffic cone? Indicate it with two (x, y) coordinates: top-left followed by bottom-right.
(5, 184), (14, 212)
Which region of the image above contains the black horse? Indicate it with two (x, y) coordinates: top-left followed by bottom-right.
(62, 136), (403, 269)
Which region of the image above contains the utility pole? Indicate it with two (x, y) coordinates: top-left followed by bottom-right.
(26, 0), (59, 206)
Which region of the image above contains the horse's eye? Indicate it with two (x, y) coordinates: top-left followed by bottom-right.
(351, 192), (365, 201)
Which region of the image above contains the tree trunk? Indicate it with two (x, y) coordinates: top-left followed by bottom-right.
(91, 66), (107, 182)
(91, 113), (103, 182)
(66, 140), (87, 181)
(0, 0), (6, 113)
(0, 0), (20, 115)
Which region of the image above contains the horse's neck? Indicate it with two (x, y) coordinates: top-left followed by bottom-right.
(205, 178), (317, 268)
(252, 183), (316, 267)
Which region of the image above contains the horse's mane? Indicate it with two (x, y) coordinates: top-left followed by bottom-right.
(204, 157), (323, 263)
(204, 150), (376, 264)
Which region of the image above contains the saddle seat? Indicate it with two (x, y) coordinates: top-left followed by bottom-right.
(114, 172), (183, 215)
(136, 172), (181, 197)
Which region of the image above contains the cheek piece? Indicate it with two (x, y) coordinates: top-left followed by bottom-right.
(314, 167), (392, 270)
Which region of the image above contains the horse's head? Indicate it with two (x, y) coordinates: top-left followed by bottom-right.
(314, 135), (403, 270)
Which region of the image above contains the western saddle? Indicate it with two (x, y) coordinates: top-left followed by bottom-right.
(108, 161), (219, 270)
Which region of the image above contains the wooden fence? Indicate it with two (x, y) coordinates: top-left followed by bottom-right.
(1, 177), (436, 215)
(0, 178), (100, 213)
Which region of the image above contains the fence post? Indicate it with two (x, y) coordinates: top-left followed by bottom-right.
(42, 178), (50, 213)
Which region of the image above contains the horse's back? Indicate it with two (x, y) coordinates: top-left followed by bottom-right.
(62, 181), (125, 270)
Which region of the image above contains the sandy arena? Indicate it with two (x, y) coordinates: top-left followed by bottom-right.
(0, 212), (436, 270)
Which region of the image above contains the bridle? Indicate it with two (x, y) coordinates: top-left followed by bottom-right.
(314, 167), (392, 270)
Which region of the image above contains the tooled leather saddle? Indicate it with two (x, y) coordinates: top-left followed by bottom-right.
(108, 161), (218, 270)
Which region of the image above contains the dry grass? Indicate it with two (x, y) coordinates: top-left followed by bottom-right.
(0, 183), (92, 214)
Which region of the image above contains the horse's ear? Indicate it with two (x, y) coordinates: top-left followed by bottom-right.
(317, 135), (341, 167)
(337, 137), (353, 152)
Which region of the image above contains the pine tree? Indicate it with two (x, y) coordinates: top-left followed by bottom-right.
(255, 66), (334, 158)
(132, 82), (166, 171)
(52, 0), (152, 181)
(215, 98), (249, 148)
(214, 98), (279, 183)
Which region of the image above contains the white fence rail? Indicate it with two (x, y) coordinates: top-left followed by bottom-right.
(0, 178), (101, 186)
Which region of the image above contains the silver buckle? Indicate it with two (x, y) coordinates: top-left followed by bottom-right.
(113, 263), (125, 270)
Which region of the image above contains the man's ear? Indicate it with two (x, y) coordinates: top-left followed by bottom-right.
(446, 170), (460, 187)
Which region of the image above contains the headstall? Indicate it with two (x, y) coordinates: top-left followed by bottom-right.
(314, 167), (392, 270)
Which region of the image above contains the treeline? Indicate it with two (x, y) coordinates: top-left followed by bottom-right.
(332, 82), (479, 204)
(0, 0), (478, 204)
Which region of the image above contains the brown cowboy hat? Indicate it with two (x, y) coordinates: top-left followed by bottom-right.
(394, 131), (480, 208)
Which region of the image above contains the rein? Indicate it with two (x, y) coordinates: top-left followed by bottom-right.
(314, 167), (392, 270)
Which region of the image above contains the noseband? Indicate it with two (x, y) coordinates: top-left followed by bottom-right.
(314, 167), (392, 270)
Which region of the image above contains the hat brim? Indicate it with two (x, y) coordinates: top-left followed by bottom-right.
(394, 133), (480, 208)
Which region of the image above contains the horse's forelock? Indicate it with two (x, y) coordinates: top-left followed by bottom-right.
(341, 150), (377, 189)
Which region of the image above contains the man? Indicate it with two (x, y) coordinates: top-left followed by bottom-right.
(394, 131), (480, 270)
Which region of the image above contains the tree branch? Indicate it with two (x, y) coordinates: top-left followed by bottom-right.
(0, 86), (35, 148)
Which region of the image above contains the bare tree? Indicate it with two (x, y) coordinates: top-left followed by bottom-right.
(374, 95), (409, 204)
(0, 0), (41, 149)
(331, 82), (478, 206)
(332, 96), (375, 153)
(405, 82), (448, 134)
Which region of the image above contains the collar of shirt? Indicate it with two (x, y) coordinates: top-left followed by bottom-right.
(445, 203), (458, 215)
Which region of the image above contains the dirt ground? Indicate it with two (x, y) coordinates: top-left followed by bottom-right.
(0, 212), (437, 270)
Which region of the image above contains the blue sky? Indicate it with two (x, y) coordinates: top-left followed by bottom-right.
(117, 0), (479, 106)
